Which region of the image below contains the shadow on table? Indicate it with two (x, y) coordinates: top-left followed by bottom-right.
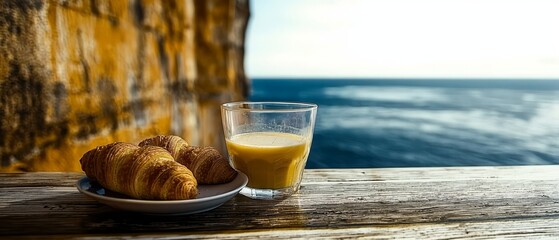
(0, 190), (310, 236)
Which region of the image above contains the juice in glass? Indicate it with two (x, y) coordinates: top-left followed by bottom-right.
(226, 132), (310, 189)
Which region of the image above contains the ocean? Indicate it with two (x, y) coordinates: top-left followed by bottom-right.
(249, 78), (559, 168)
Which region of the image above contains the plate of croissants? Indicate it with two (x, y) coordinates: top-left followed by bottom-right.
(76, 135), (248, 215)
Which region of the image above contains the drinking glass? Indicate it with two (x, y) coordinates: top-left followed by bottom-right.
(221, 102), (318, 200)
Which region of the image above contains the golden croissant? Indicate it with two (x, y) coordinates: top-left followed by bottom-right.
(80, 142), (198, 200)
(139, 135), (238, 184)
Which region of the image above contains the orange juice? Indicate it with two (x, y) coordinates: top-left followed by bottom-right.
(226, 132), (310, 189)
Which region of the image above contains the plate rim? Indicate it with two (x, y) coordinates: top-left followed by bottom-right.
(75, 171), (248, 205)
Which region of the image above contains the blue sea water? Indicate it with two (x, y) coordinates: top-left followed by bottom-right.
(249, 78), (559, 168)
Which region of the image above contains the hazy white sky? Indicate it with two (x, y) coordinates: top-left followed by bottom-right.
(246, 0), (559, 79)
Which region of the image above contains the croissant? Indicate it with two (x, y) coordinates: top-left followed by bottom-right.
(80, 142), (198, 200)
(139, 135), (238, 184)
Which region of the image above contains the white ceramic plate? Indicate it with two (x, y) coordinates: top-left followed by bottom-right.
(76, 172), (248, 215)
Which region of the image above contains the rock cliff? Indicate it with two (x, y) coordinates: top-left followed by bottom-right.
(0, 0), (249, 171)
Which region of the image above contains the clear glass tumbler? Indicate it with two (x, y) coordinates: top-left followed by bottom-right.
(221, 102), (318, 200)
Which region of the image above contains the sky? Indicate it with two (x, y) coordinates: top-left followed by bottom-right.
(245, 0), (559, 79)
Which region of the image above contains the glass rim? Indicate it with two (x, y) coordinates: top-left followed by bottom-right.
(221, 101), (318, 112)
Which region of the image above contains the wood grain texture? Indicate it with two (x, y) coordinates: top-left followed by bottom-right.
(1, 166), (559, 239)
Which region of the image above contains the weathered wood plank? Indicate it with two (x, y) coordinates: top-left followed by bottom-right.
(7, 218), (559, 240)
(2, 165), (558, 188)
(0, 172), (82, 187)
(304, 165), (559, 183)
(1, 166), (559, 238)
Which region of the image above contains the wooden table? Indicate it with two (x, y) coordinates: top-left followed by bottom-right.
(1, 165), (559, 239)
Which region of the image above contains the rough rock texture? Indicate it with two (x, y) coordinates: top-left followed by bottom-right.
(0, 0), (250, 171)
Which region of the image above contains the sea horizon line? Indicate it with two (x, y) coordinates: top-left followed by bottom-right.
(250, 77), (559, 81)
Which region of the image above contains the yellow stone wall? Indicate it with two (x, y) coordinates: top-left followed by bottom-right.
(0, 0), (250, 171)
